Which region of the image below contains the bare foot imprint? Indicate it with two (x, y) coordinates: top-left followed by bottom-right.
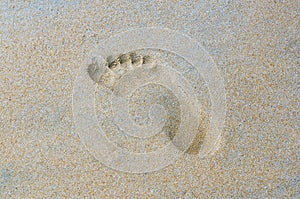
(87, 51), (209, 155)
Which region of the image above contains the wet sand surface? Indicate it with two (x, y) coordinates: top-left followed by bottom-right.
(0, 1), (299, 198)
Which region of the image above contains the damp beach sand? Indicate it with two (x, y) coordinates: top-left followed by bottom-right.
(0, 1), (299, 198)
